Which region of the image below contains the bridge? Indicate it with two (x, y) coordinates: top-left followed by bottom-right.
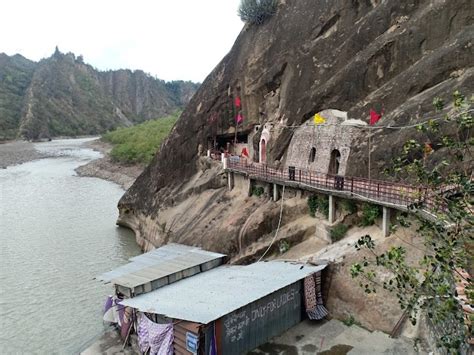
(223, 157), (445, 237)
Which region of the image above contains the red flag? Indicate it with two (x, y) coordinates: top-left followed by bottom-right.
(236, 113), (243, 124)
(235, 96), (241, 108)
(369, 109), (382, 125)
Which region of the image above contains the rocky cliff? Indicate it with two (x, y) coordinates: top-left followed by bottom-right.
(0, 49), (199, 140)
(117, 0), (472, 334)
(120, 0), (472, 224)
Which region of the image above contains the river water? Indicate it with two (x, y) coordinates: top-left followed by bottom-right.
(0, 138), (141, 354)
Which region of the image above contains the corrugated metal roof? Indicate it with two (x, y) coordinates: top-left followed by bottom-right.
(96, 243), (226, 287)
(120, 261), (326, 324)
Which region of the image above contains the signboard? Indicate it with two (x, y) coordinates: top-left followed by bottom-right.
(186, 331), (199, 353)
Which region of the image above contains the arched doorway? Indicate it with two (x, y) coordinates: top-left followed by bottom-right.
(308, 147), (316, 164)
(259, 139), (266, 164)
(329, 149), (341, 175)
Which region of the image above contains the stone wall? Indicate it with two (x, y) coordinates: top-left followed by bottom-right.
(285, 109), (366, 175)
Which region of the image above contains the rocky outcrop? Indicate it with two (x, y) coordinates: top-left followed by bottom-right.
(0, 50), (199, 140)
(119, 0), (473, 253)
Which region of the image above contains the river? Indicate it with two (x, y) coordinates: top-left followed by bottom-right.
(0, 138), (141, 354)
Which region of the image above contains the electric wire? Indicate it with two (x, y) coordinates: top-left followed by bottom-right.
(270, 109), (473, 130)
(257, 185), (286, 262)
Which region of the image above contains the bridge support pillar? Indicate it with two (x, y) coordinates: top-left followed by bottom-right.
(273, 184), (279, 201)
(227, 172), (234, 191)
(382, 207), (391, 237)
(328, 195), (336, 224)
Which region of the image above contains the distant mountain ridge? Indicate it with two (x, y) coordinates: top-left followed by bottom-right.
(0, 49), (199, 140)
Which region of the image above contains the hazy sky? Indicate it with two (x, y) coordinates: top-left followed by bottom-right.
(1, 0), (244, 82)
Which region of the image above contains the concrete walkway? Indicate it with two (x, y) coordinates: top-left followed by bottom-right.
(250, 319), (425, 355)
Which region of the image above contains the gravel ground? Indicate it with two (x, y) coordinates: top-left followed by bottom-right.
(0, 140), (47, 169)
(75, 139), (143, 190)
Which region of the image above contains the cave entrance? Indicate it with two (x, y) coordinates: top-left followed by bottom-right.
(329, 149), (341, 175)
(259, 138), (267, 164)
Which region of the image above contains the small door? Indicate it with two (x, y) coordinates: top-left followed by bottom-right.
(329, 149), (341, 175)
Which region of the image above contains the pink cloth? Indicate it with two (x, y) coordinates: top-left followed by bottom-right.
(236, 113), (243, 124)
(137, 313), (174, 355)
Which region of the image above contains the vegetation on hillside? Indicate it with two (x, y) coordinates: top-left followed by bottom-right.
(351, 92), (473, 351)
(238, 0), (278, 25)
(0, 51), (198, 140)
(103, 112), (180, 165)
(0, 54), (36, 140)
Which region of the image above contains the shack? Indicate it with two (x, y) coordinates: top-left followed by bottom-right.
(120, 261), (327, 354)
(96, 243), (226, 298)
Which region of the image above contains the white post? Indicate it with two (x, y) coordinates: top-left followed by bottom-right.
(207, 149), (211, 158)
(223, 157), (228, 170)
(328, 195), (336, 224)
(273, 184), (279, 201)
(227, 172), (234, 191)
(382, 206), (391, 237)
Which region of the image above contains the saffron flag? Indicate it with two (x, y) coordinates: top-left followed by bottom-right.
(314, 113), (326, 125)
(235, 96), (241, 108)
(369, 109), (382, 125)
(236, 113), (243, 124)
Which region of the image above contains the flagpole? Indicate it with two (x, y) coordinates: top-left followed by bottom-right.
(368, 129), (372, 181)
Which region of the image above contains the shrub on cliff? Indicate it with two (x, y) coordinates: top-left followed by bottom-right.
(103, 111), (180, 164)
(238, 0), (278, 25)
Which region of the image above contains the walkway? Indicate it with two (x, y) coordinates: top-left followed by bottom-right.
(226, 159), (438, 212)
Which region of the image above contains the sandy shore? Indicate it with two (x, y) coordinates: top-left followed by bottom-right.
(0, 140), (48, 168)
(76, 139), (144, 190)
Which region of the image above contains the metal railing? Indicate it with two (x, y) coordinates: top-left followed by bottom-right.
(226, 159), (444, 210)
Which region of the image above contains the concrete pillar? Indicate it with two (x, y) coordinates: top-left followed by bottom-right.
(328, 195), (336, 224)
(273, 184), (279, 201)
(227, 172), (234, 191)
(247, 179), (253, 197)
(382, 206), (391, 237)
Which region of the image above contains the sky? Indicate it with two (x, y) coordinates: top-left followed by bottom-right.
(1, 0), (244, 82)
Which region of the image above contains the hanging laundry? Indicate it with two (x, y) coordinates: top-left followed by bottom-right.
(304, 272), (328, 320)
(369, 109), (382, 125)
(103, 295), (122, 325)
(235, 96), (241, 108)
(241, 147), (249, 158)
(209, 322), (217, 355)
(120, 306), (133, 340)
(236, 113), (244, 124)
(137, 313), (174, 355)
(314, 113), (326, 125)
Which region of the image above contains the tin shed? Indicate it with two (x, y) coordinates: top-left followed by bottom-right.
(120, 261), (327, 354)
(96, 243), (226, 297)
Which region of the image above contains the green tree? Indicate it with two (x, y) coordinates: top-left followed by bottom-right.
(238, 0), (278, 25)
(350, 92), (473, 352)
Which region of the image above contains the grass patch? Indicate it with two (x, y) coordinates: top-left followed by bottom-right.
(102, 112), (180, 164)
(341, 200), (357, 214)
(330, 223), (349, 242)
(252, 186), (265, 197)
(360, 203), (381, 226)
(308, 195), (329, 217)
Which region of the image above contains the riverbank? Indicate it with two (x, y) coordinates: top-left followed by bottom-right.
(76, 139), (143, 190)
(0, 140), (48, 168)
